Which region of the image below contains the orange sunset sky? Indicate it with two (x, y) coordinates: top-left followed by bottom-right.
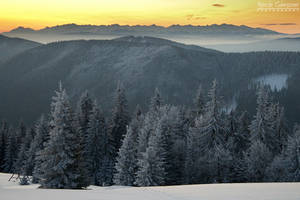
(1, 0), (300, 34)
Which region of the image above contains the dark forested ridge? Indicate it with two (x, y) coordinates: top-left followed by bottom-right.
(0, 36), (300, 125)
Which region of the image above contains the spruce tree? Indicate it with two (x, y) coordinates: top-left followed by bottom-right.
(244, 140), (272, 182)
(14, 128), (35, 175)
(207, 144), (233, 183)
(0, 121), (9, 171)
(27, 115), (49, 183)
(39, 84), (88, 189)
(76, 91), (94, 186)
(114, 126), (139, 186)
(3, 128), (17, 173)
(114, 106), (143, 186)
(229, 111), (251, 182)
(193, 84), (205, 118)
(150, 88), (163, 113)
(249, 86), (274, 149)
(85, 103), (110, 186)
(137, 114), (153, 159)
(265, 153), (288, 182)
(272, 105), (289, 154)
(168, 106), (189, 185)
(284, 131), (300, 181)
(12, 121), (26, 172)
(108, 82), (130, 158)
(197, 80), (228, 152)
(136, 119), (166, 186)
(233, 111), (251, 156)
(185, 80), (230, 183)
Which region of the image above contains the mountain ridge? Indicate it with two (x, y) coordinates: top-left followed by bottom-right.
(0, 34), (41, 63)
(4, 23), (281, 35)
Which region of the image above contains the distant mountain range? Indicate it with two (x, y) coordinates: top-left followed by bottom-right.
(4, 23), (281, 36)
(1, 34), (300, 125)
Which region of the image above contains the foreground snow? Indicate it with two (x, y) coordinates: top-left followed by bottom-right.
(1, 173), (299, 200)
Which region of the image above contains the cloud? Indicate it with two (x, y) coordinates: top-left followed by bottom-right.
(261, 23), (297, 26)
(279, 23), (297, 26)
(186, 14), (194, 20)
(212, 4), (225, 7)
(186, 14), (206, 21)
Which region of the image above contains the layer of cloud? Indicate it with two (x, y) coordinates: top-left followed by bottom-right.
(261, 23), (297, 26)
(212, 4), (225, 7)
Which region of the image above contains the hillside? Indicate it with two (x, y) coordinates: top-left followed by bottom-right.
(0, 36), (300, 124)
(0, 35), (41, 63)
(0, 173), (299, 200)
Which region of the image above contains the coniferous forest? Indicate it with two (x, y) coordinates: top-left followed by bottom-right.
(0, 80), (299, 189)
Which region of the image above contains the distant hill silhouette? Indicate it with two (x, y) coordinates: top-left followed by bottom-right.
(4, 23), (280, 36)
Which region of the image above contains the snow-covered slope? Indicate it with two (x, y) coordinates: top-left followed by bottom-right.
(0, 173), (299, 200)
(0, 36), (300, 124)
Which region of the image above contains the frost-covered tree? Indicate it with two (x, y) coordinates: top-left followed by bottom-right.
(272, 105), (289, 154)
(137, 90), (163, 159)
(26, 115), (49, 183)
(284, 131), (300, 181)
(137, 112), (154, 160)
(114, 126), (139, 186)
(228, 111), (251, 182)
(193, 84), (205, 118)
(184, 121), (199, 184)
(14, 128), (35, 175)
(0, 121), (9, 171)
(85, 103), (111, 186)
(13, 121), (27, 171)
(233, 111), (251, 156)
(265, 153), (289, 182)
(150, 88), (163, 113)
(39, 84), (88, 189)
(136, 119), (167, 186)
(226, 111), (238, 141)
(108, 83), (130, 158)
(185, 80), (231, 184)
(114, 106), (143, 186)
(207, 145), (233, 183)
(244, 140), (272, 182)
(249, 86), (275, 150)
(77, 91), (94, 132)
(197, 80), (228, 152)
(167, 106), (189, 185)
(76, 91), (94, 186)
(3, 128), (17, 173)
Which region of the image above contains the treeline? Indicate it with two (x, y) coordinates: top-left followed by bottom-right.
(0, 80), (299, 189)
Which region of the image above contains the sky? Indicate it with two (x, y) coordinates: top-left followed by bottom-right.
(0, 0), (300, 33)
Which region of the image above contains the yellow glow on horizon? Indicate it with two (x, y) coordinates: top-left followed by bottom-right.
(0, 0), (299, 33)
